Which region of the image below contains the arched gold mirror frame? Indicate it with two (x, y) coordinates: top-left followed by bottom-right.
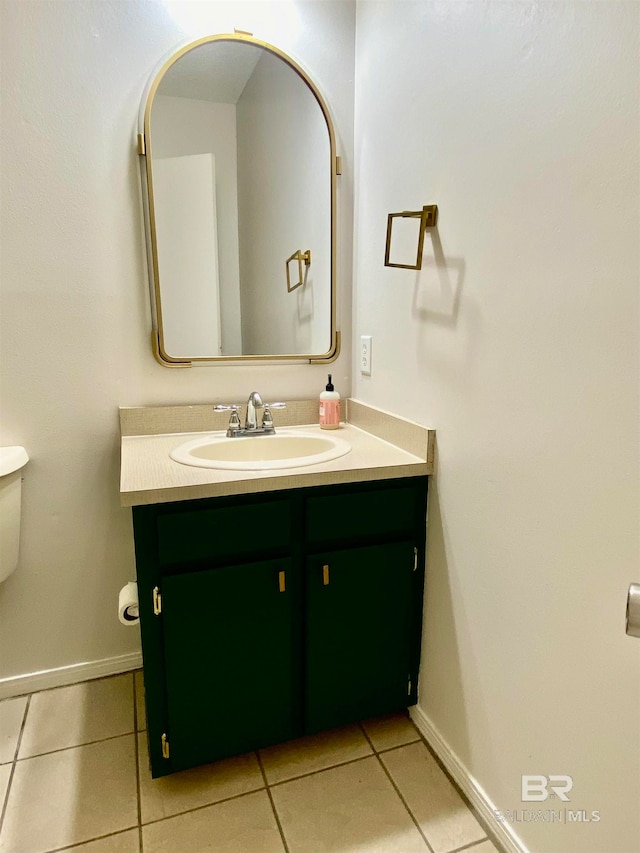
(138, 33), (340, 368)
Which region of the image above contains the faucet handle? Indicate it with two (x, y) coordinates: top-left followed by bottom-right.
(213, 405), (241, 436)
(261, 402), (286, 431)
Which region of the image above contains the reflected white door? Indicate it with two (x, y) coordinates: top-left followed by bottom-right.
(153, 153), (222, 358)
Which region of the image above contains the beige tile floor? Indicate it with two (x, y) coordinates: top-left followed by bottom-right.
(0, 673), (500, 853)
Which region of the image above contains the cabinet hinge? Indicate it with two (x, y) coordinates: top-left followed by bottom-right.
(413, 547), (418, 572)
(137, 132), (146, 155)
(161, 732), (170, 759)
(278, 570), (286, 593)
(335, 155), (342, 175)
(408, 676), (412, 696)
(323, 564), (330, 586)
(153, 586), (162, 616)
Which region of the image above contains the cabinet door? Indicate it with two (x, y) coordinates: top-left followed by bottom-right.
(161, 558), (295, 772)
(305, 541), (415, 733)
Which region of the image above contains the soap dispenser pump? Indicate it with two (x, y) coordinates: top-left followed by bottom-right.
(319, 374), (340, 430)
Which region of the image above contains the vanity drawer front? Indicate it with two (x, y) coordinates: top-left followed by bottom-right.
(305, 483), (420, 544)
(156, 499), (291, 566)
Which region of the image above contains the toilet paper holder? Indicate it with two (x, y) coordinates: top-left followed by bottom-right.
(118, 581), (139, 625)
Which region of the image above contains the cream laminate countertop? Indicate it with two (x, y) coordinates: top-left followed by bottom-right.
(120, 422), (430, 507)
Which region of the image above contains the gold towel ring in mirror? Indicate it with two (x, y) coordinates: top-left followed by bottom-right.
(286, 249), (311, 292)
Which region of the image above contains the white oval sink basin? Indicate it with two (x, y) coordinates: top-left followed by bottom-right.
(170, 430), (351, 471)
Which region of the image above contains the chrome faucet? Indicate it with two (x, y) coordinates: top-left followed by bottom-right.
(245, 391), (263, 431)
(214, 392), (286, 437)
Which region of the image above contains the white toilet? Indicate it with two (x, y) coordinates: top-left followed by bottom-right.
(0, 446), (29, 583)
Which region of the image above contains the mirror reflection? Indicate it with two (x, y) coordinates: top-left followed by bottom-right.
(144, 37), (335, 362)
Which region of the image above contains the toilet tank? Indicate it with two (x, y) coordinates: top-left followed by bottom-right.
(0, 446), (29, 583)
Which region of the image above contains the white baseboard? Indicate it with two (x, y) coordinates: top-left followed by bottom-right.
(410, 704), (528, 853)
(0, 651), (143, 700)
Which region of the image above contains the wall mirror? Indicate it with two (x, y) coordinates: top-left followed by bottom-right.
(138, 34), (339, 366)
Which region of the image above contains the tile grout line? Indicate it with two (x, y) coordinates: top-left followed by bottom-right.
(130, 729), (488, 848)
(139, 778), (266, 828)
(0, 694), (31, 837)
(374, 721), (499, 851)
(9, 676), (494, 853)
(252, 727), (423, 793)
(132, 673), (144, 852)
(15, 729), (138, 763)
(377, 736), (422, 754)
(414, 728), (503, 852)
(359, 722), (436, 853)
(5, 679), (426, 848)
(266, 749), (375, 789)
(33, 675), (142, 853)
(257, 751), (291, 853)
(136, 749), (379, 831)
(40, 825), (140, 853)
(31, 738), (475, 853)
(449, 838), (492, 853)
(11, 696), (31, 764)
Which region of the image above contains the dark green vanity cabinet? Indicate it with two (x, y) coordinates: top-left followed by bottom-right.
(132, 476), (428, 777)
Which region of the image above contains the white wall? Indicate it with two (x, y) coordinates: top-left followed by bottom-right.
(152, 96), (241, 355)
(353, 2), (639, 852)
(237, 52), (331, 355)
(0, 0), (354, 686)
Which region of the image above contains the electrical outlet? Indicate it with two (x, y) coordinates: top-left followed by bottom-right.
(360, 335), (372, 376)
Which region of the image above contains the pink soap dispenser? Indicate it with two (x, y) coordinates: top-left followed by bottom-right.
(319, 374), (341, 429)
